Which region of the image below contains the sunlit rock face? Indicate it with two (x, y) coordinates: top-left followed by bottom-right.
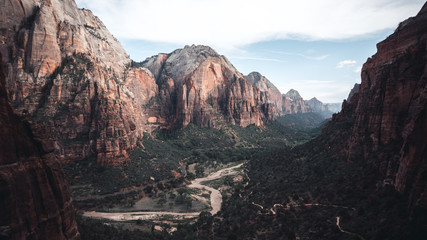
(142, 45), (271, 128)
(0, 0), (287, 166)
(1, 0), (159, 165)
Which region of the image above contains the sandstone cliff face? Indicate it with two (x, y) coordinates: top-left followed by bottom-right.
(282, 89), (313, 114)
(142, 45), (269, 127)
(1, 0), (290, 166)
(1, 0), (158, 165)
(326, 3), (427, 214)
(0, 53), (79, 239)
(245, 72), (283, 118)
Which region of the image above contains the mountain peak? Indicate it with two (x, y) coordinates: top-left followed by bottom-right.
(308, 97), (320, 102)
(284, 89), (302, 99)
(180, 44), (220, 57)
(245, 72), (278, 91)
(247, 71), (263, 79)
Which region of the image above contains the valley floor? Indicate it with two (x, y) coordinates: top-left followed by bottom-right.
(82, 163), (245, 222)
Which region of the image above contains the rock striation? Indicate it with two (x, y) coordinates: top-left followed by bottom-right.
(1, 0), (158, 165)
(282, 89), (313, 114)
(0, 0), (316, 165)
(142, 45), (271, 127)
(0, 52), (79, 239)
(325, 2), (427, 218)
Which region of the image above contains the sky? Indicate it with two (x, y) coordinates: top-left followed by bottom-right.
(75, 0), (425, 103)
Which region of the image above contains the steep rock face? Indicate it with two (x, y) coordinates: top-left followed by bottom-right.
(142, 45), (269, 127)
(1, 0), (158, 164)
(326, 3), (427, 216)
(245, 72), (283, 118)
(0, 53), (79, 239)
(282, 89), (313, 114)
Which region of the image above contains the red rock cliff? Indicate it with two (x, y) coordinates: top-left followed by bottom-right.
(142, 45), (271, 127)
(325, 3), (427, 214)
(0, 52), (79, 239)
(1, 0), (158, 165)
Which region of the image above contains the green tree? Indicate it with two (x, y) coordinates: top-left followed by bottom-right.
(157, 198), (167, 207)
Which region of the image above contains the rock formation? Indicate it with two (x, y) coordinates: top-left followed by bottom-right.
(325, 2), (427, 218)
(0, 52), (79, 239)
(0, 0), (313, 166)
(245, 72), (283, 118)
(282, 89), (313, 114)
(1, 0), (159, 165)
(142, 45), (271, 127)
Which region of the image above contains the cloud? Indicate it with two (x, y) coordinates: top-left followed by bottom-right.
(273, 51), (330, 61)
(75, 0), (425, 50)
(336, 60), (357, 68)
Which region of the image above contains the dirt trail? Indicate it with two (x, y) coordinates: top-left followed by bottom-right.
(83, 163), (244, 221)
(336, 217), (366, 240)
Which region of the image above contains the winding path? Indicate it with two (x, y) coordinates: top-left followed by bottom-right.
(336, 217), (366, 240)
(83, 163), (244, 221)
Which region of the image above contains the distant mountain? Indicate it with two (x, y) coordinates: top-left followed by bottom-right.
(245, 72), (283, 118)
(305, 97), (341, 117)
(306, 97), (327, 112)
(282, 89), (313, 114)
(142, 45), (274, 127)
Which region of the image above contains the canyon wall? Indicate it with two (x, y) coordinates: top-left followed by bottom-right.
(325, 2), (427, 213)
(1, 0), (158, 165)
(0, 52), (79, 239)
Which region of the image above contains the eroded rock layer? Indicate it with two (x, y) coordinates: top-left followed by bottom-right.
(0, 53), (79, 239)
(142, 45), (271, 128)
(1, 0), (158, 165)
